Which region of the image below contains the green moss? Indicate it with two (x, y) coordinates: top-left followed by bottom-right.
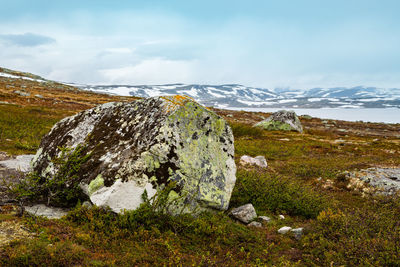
(88, 174), (104, 195)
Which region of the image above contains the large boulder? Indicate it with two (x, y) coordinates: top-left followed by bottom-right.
(31, 96), (236, 213)
(254, 110), (303, 133)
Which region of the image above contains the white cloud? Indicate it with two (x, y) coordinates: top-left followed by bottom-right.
(103, 48), (134, 54)
(0, 11), (399, 89)
(99, 58), (196, 84)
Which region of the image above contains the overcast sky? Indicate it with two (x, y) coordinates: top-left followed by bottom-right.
(1, 0), (399, 89)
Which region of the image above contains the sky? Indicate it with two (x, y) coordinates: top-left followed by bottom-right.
(0, 0), (399, 89)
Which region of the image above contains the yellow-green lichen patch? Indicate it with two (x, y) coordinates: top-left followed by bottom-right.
(157, 98), (236, 212)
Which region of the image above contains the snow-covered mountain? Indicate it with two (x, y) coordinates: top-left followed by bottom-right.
(78, 84), (278, 109)
(78, 83), (400, 109)
(2, 66), (398, 109)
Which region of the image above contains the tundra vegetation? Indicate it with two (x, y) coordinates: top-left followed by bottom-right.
(0, 70), (400, 266)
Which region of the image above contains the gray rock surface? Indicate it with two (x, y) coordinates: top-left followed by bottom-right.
(346, 167), (400, 195)
(24, 204), (69, 219)
(0, 155), (34, 172)
(254, 110), (303, 133)
(230, 203), (257, 224)
(240, 155), (268, 168)
(31, 96), (236, 214)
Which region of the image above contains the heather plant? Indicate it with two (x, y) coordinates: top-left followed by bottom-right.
(10, 145), (90, 207)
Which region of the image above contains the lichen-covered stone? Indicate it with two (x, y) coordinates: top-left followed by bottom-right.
(31, 95), (236, 213)
(345, 167), (400, 196)
(230, 203), (257, 224)
(254, 110), (303, 133)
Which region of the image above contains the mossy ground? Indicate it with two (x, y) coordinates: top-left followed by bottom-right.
(1, 73), (400, 265)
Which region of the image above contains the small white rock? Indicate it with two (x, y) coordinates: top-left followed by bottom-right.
(240, 155), (267, 168)
(278, 215), (285, 220)
(278, 226), (292, 234)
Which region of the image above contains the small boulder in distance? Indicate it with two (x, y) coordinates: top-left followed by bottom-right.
(254, 110), (303, 133)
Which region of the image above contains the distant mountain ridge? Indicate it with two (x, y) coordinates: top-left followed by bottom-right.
(1, 66), (399, 108)
(78, 83), (400, 109)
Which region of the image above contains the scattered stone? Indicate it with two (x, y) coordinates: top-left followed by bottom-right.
(13, 90), (30, 97)
(0, 155), (34, 172)
(258, 216), (271, 223)
(0, 101), (10, 105)
(24, 204), (69, 219)
(230, 203), (257, 224)
(279, 215), (285, 220)
(34, 94), (44, 99)
(247, 221), (262, 228)
(346, 167), (400, 196)
(240, 155), (267, 168)
(254, 110), (303, 133)
(226, 114), (233, 117)
(333, 139), (345, 144)
(279, 138), (290, 141)
(31, 96), (236, 214)
(291, 228), (304, 240)
(278, 226), (292, 234)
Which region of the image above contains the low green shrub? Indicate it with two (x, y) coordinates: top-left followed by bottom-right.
(230, 169), (328, 218)
(0, 239), (88, 266)
(10, 145), (90, 207)
(229, 122), (264, 138)
(302, 197), (400, 266)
